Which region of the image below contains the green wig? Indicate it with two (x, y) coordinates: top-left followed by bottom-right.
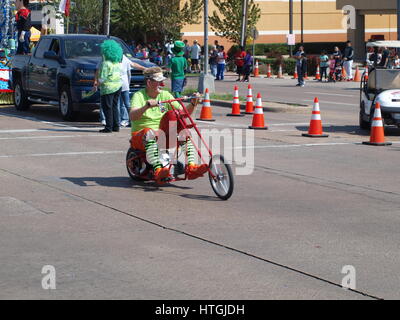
(101, 40), (123, 63)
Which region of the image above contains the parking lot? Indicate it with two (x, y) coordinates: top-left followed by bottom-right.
(1, 76), (400, 300)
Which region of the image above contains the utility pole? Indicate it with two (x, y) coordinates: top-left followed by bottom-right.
(102, 0), (110, 36)
(240, 0), (249, 47)
(398, 0), (400, 41)
(301, 0), (304, 44)
(289, 0), (293, 56)
(198, 0), (215, 94)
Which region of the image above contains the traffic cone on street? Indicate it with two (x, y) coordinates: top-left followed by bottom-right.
(342, 67), (347, 80)
(353, 66), (361, 82)
(315, 66), (321, 80)
(276, 64), (284, 79)
(245, 84), (254, 114)
(302, 97), (329, 137)
(227, 86), (244, 117)
(267, 64), (272, 78)
(362, 102), (392, 146)
(304, 72), (309, 80)
(292, 67), (298, 79)
(196, 88), (215, 121)
(253, 60), (259, 77)
(249, 93), (268, 130)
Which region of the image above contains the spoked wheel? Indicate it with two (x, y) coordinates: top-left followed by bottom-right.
(208, 155), (234, 200)
(126, 148), (148, 181)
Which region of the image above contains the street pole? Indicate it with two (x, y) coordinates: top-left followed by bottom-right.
(102, 0), (110, 36)
(398, 0), (400, 41)
(203, 0), (209, 75)
(198, 0), (215, 94)
(289, 0), (293, 56)
(301, 0), (304, 44)
(240, 0), (249, 47)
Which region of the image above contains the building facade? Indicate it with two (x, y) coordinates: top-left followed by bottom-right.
(181, 0), (398, 49)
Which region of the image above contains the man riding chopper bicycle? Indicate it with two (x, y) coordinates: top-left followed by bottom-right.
(129, 66), (208, 184)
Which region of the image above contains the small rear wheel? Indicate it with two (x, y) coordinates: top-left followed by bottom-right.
(359, 101), (370, 130)
(126, 148), (148, 181)
(208, 155), (234, 200)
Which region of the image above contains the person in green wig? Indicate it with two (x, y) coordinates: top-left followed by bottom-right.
(168, 40), (188, 98)
(95, 39), (123, 133)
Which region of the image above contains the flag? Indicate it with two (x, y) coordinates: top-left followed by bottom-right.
(59, 0), (71, 17)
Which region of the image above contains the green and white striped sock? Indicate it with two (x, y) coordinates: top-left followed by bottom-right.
(145, 140), (162, 170)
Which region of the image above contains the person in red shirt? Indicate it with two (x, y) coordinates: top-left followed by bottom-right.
(15, 0), (31, 55)
(234, 46), (246, 81)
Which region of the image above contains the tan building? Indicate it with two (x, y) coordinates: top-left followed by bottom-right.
(182, 0), (398, 52)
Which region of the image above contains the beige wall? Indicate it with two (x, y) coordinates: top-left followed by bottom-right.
(181, 0), (398, 47)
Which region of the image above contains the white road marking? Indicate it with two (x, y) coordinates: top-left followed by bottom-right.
(0, 151), (125, 158)
(305, 92), (355, 97)
(1, 141), (399, 159)
(0, 134), (107, 140)
(303, 100), (357, 106)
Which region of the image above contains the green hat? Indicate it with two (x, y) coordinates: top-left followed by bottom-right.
(172, 41), (185, 56)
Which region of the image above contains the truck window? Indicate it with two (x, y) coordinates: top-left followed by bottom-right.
(49, 39), (61, 56)
(34, 39), (52, 59)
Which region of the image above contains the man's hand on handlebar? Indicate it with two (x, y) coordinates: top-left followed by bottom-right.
(190, 92), (202, 107)
(146, 99), (159, 109)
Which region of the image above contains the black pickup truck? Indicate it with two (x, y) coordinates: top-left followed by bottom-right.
(11, 34), (154, 120)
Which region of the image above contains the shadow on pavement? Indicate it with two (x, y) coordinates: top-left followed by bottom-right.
(61, 176), (222, 201)
(296, 125), (400, 137)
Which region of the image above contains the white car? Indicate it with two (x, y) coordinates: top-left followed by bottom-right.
(359, 68), (400, 129)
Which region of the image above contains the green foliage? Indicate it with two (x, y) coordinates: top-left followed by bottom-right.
(257, 58), (296, 75)
(113, 0), (202, 43)
(68, 0), (103, 34)
(209, 0), (261, 45)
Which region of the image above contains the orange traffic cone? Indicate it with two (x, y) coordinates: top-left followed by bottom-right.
(362, 102), (392, 146)
(304, 72), (309, 80)
(267, 64), (272, 78)
(292, 67), (298, 79)
(249, 93), (268, 130)
(227, 86), (244, 117)
(196, 88), (215, 121)
(245, 84), (254, 114)
(314, 66), (321, 80)
(302, 97), (329, 137)
(253, 60), (259, 77)
(353, 66), (361, 82)
(276, 64), (284, 79)
(341, 67), (347, 80)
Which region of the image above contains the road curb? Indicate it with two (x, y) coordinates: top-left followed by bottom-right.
(211, 99), (311, 113)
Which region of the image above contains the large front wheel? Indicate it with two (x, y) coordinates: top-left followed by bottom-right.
(208, 155), (234, 200)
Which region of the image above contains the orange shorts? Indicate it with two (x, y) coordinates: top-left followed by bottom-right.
(131, 128), (158, 151)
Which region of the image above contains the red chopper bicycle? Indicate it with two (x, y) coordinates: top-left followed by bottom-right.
(126, 96), (234, 200)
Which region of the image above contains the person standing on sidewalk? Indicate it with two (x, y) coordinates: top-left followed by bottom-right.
(293, 46), (305, 86)
(168, 41), (188, 98)
(319, 50), (329, 82)
(234, 46), (246, 81)
(342, 41), (354, 81)
(216, 46), (227, 81)
(209, 48), (218, 78)
(190, 40), (201, 73)
(242, 49), (254, 82)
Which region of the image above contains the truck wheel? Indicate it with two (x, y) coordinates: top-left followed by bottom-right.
(359, 102), (370, 130)
(59, 84), (78, 121)
(14, 79), (30, 111)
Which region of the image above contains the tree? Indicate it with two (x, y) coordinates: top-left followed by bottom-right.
(209, 0), (261, 45)
(113, 0), (203, 43)
(68, 0), (103, 34)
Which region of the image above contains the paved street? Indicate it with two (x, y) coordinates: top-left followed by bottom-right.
(1, 77), (400, 300)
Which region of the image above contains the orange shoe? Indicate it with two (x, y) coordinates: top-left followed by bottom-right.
(187, 164), (208, 180)
(154, 167), (170, 184)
